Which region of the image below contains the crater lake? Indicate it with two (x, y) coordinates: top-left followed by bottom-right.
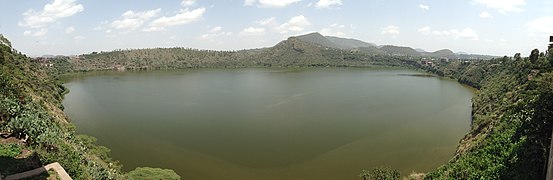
(62, 68), (474, 180)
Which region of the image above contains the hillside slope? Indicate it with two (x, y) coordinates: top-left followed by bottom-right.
(295, 32), (343, 49)
(379, 45), (421, 57)
(70, 36), (411, 71)
(428, 49), (457, 59)
(1, 35), (181, 179)
(424, 49), (553, 179)
(325, 36), (376, 49)
(0, 35), (124, 178)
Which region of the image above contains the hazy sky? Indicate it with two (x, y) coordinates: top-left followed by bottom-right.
(0, 0), (552, 56)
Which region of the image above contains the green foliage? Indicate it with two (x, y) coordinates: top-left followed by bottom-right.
(0, 36), (124, 179)
(530, 48), (540, 64)
(379, 45), (421, 57)
(126, 167), (181, 180)
(0, 143), (22, 157)
(547, 48), (553, 67)
(423, 49), (553, 179)
(69, 37), (414, 71)
(74, 135), (113, 162)
(359, 167), (401, 180)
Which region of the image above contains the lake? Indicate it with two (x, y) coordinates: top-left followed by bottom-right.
(62, 68), (473, 179)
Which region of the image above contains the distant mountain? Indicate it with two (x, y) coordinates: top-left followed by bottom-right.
(429, 49), (457, 59)
(295, 32), (342, 49)
(325, 36), (376, 49)
(295, 32), (378, 50)
(457, 53), (497, 60)
(379, 45), (421, 57)
(415, 48), (427, 53)
(358, 46), (386, 55)
(72, 32), (495, 71)
(291, 32), (494, 59)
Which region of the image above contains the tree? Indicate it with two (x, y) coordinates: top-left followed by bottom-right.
(359, 167), (401, 180)
(548, 48), (553, 65)
(359, 170), (370, 180)
(514, 53), (522, 61)
(530, 49), (539, 64)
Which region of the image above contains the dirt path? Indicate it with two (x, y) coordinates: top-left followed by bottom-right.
(4, 162), (72, 180)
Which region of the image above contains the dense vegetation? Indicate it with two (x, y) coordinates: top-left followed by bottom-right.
(422, 48), (553, 179)
(126, 167), (181, 180)
(66, 36), (413, 71)
(0, 35), (179, 179)
(0, 34), (124, 178)
(2, 31), (552, 179)
(359, 167), (401, 180)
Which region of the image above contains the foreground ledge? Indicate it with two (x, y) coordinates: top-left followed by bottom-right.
(4, 162), (72, 180)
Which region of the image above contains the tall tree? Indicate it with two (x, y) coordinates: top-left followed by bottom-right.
(514, 53), (522, 61)
(530, 49), (540, 64)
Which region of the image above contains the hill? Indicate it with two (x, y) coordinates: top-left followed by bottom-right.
(295, 32), (343, 49)
(379, 45), (421, 57)
(428, 49), (457, 59)
(423, 49), (553, 179)
(325, 36), (376, 49)
(0, 35), (124, 178)
(0, 35), (178, 179)
(68, 32), (494, 70)
(292, 33), (495, 59)
(69, 35), (411, 71)
(295, 32), (379, 50)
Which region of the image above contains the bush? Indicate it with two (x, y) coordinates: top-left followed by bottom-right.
(359, 167), (401, 180)
(0, 143), (22, 157)
(127, 167), (181, 180)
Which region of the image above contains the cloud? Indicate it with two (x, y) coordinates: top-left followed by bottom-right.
(73, 35), (85, 43)
(23, 28), (48, 37)
(209, 26), (222, 33)
(381, 25), (400, 36)
(418, 26), (430, 33)
(525, 16), (553, 35)
(479, 11), (493, 18)
(320, 23), (346, 37)
(200, 26), (233, 39)
(418, 4), (429, 10)
(111, 8), (160, 31)
(257, 17), (277, 26)
(240, 27), (266, 36)
(430, 28), (479, 40)
(73, 35), (85, 40)
(473, 0), (525, 14)
(244, 0), (256, 6)
(252, 16), (310, 35)
(315, 0), (343, 9)
(18, 0), (84, 28)
(65, 26), (75, 33)
(244, 0), (302, 8)
(181, 0), (196, 7)
(145, 8), (206, 32)
(278, 15), (310, 33)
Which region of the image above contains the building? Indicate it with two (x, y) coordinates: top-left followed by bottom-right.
(549, 36), (553, 50)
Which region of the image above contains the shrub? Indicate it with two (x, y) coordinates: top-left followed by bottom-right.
(127, 167), (181, 180)
(0, 143), (22, 157)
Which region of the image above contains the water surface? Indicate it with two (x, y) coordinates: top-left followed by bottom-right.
(63, 68), (473, 179)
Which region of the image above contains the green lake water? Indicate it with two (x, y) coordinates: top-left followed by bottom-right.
(62, 68), (474, 179)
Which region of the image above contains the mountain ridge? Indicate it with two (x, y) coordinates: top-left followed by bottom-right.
(293, 32), (494, 59)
